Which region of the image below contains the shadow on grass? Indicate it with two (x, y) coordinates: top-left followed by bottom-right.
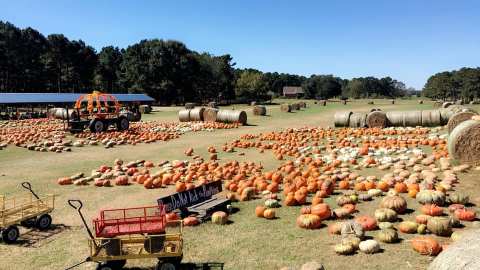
(1, 224), (72, 248)
(125, 262), (225, 270)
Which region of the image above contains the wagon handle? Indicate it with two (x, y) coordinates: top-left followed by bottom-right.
(68, 199), (96, 241)
(21, 181), (40, 199)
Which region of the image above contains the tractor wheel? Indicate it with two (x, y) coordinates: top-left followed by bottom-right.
(35, 214), (52, 230)
(156, 262), (176, 270)
(90, 119), (105, 133)
(117, 117), (129, 131)
(1, 226), (19, 244)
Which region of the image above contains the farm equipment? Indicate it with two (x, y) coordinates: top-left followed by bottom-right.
(66, 91), (130, 133)
(67, 200), (183, 270)
(0, 182), (55, 244)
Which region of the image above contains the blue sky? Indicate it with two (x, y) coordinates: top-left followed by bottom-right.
(3, 0), (480, 89)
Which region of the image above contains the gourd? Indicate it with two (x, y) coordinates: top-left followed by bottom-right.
(377, 229), (398, 243)
(211, 211), (228, 225)
(380, 195), (407, 214)
(398, 221), (418, 233)
(448, 193), (469, 205)
(341, 221), (364, 239)
(411, 236), (441, 256)
(416, 190), (445, 206)
(296, 214), (322, 229)
(264, 199), (280, 208)
(263, 209), (276, 219)
(359, 239), (380, 254)
(375, 208), (397, 222)
(427, 217), (452, 236)
(334, 243), (355, 255)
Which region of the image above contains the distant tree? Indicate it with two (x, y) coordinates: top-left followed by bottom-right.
(95, 46), (123, 92)
(423, 71), (457, 100)
(302, 75), (342, 99)
(235, 70), (267, 100)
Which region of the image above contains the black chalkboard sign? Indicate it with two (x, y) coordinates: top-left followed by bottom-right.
(157, 180), (222, 212)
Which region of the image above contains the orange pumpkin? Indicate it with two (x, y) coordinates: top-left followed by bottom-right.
(411, 237), (441, 256)
(263, 209), (276, 219)
(255, 206), (266, 217)
(377, 181), (389, 192)
(310, 203), (331, 220)
(454, 208), (476, 221)
(311, 196), (323, 206)
(394, 182), (408, 193)
(354, 215), (377, 231)
(338, 180), (350, 190)
(421, 204), (443, 216)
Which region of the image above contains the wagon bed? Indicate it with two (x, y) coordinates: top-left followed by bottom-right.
(94, 205), (166, 238)
(0, 194), (55, 228)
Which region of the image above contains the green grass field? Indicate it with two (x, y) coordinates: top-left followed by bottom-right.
(1, 99), (479, 270)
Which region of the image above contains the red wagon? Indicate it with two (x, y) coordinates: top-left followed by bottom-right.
(93, 205), (166, 238)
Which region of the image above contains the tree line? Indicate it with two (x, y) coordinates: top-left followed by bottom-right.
(423, 68), (480, 102)
(1, 21), (413, 104)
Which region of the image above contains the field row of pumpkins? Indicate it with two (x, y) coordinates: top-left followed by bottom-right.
(55, 124), (479, 259)
(0, 118), (239, 153)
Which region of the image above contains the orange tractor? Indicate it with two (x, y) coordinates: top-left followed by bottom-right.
(66, 91), (130, 133)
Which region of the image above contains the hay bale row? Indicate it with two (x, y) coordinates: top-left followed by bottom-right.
(448, 119), (480, 165)
(366, 111), (387, 128)
(349, 113), (367, 128)
(48, 108), (77, 120)
(203, 108), (218, 122)
(447, 112), (477, 133)
(439, 105), (478, 125)
(253, 105), (267, 116)
(298, 102), (307, 108)
(334, 111), (352, 127)
(178, 107), (205, 122)
(216, 109), (247, 125)
(208, 101), (218, 108)
(383, 110), (442, 127)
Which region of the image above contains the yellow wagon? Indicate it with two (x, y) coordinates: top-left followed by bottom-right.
(67, 200), (183, 270)
(0, 182), (55, 243)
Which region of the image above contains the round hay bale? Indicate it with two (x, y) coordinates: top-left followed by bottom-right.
(455, 100), (464, 105)
(203, 108), (218, 122)
(319, 100), (327, 106)
(470, 100), (480, 105)
(428, 229), (480, 270)
(447, 112), (477, 133)
(334, 111), (352, 127)
(448, 119), (480, 165)
(367, 101), (374, 105)
(442, 102), (453, 108)
(349, 113), (367, 128)
(280, 104), (292, 113)
(418, 100), (424, 104)
(298, 101), (307, 108)
(208, 101), (218, 108)
(370, 108), (382, 112)
(439, 108), (456, 125)
(386, 111), (405, 127)
(216, 110), (247, 125)
(433, 101), (443, 108)
(404, 111), (422, 127)
(391, 99), (395, 104)
(291, 103), (300, 110)
(189, 107), (205, 121)
(250, 101), (257, 106)
(52, 108), (77, 120)
(366, 111), (387, 128)
(253, 105), (267, 116)
(421, 110), (442, 127)
(178, 109), (191, 122)
(139, 105), (152, 114)
(342, 100), (347, 105)
(185, 103), (195, 109)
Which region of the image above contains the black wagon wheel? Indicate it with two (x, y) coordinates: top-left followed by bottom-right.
(1, 225), (20, 244)
(90, 119), (105, 133)
(156, 262), (177, 270)
(116, 117), (129, 131)
(35, 214), (52, 230)
(96, 259), (127, 270)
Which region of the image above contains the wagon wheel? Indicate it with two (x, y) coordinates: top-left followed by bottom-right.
(116, 116), (129, 131)
(35, 214), (52, 230)
(156, 262), (176, 270)
(1, 225), (20, 244)
(90, 119), (105, 133)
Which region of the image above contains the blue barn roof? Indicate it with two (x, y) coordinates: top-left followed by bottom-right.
(0, 93), (154, 105)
